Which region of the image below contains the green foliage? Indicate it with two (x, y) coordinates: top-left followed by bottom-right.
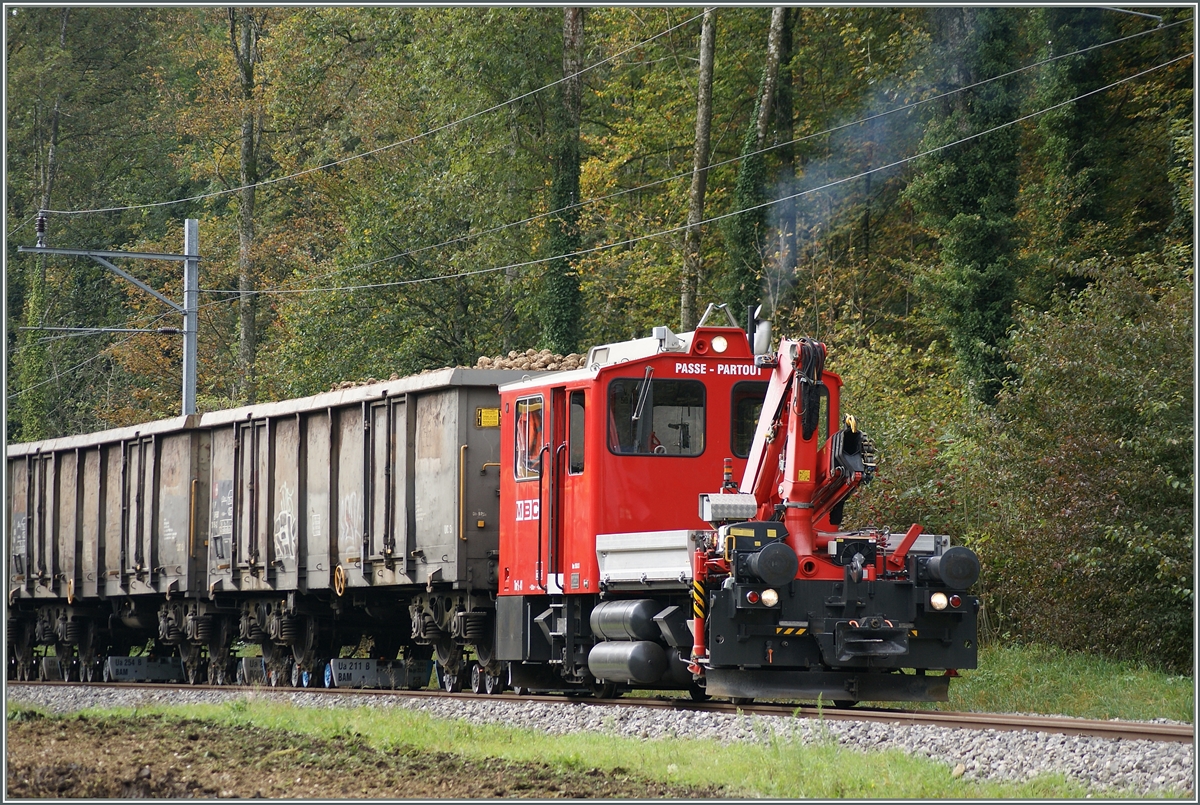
(905, 8), (1023, 404)
(971, 251), (1193, 672)
(6, 7), (192, 435)
(724, 94), (768, 318)
(831, 334), (972, 536)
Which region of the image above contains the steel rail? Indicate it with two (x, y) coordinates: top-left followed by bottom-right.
(8, 681), (1192, 744)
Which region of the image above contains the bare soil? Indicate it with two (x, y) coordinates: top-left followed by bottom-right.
(6, 710), (723, 799)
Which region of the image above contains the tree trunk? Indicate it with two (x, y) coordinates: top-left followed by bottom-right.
(725, 7), (786, 319)
(772, 8), (796, 312)
(754, 7), (786, 150)
(541, 7), (584, 354)
(231, 8), (259, 404)
(681, 8), (716, 332)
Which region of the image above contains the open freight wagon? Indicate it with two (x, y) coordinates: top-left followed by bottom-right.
(7, 367), (529, 687)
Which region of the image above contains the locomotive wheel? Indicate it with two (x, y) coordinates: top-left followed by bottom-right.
(590, 681), (620, 699)
(730, 697), (754, 707)
(833, 699), (859, 709)
(483, 672), (503, 695)
(469, 662), (484, 694)
(688, 683), (710, 702)
(442, 670), (462, 693)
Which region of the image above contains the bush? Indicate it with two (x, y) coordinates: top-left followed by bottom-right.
(971, 251), (1193, 672)
(832, 334), (976, 538)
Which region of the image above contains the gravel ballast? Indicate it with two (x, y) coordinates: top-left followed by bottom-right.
(6, 686), (1193, 796)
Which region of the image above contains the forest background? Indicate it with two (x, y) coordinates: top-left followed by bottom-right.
(5, 6), (1194, 672)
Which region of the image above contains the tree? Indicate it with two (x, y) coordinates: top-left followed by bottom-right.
(231, 7), (266, 404)
(541, 7), (585, 354)
(680, 8), (716, 332)
(905, 7), (1023, 404)
(976, 252), (1193, 671)
(6, 7), (188, 437)
(724, 7), (785, 320)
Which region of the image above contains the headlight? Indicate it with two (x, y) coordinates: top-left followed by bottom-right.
(760, 588), (779, 607)
(711, 335), (728, 353)
(930, 591), (948, 611)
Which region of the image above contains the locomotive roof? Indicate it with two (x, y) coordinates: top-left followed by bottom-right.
(499, 325), (751, 394)
(6, 366), (541, 458)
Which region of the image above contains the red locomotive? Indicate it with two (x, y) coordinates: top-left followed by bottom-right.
(492, 304), (979, 702)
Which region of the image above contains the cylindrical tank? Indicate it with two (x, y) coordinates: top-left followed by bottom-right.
(589, 599), (661, 641)
(926, 546), (980, 589)
(746, 541), (798, 587)
(587, 640), (668, 684)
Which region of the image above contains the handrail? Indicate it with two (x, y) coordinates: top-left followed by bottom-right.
(459, 444), (469, 541)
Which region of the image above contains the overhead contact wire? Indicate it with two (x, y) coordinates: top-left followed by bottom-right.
(195, 17), (1188, 298)
(36, 11), (704, 217)
(205, 52), (1191, 299)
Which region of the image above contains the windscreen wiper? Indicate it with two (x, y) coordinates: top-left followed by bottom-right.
(631, 365), (653, 423)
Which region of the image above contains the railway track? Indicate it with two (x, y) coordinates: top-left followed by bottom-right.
(8, 680), (1192, 745)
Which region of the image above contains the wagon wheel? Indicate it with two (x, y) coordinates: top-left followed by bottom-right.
(56, 643), (76, 682)
(207, 617), (233, 685)
(469, 662), (485, 694)
(434, 638), (463, 692)
(484, 669), (506, 695)
(181, 643), (203, 685)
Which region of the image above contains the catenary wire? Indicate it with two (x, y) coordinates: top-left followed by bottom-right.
(35, 10), (704, 217)
(11, 28), (1188, 401)
(193, 17), (1189, 298)
(196, 52), (1192, 300)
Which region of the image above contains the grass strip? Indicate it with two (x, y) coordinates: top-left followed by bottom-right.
(22, 699), (1181, 799)
(944, 644), (1194, 723)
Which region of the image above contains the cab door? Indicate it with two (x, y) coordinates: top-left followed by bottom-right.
(552, 388), (590, 594)
(506, 393), (546, 594)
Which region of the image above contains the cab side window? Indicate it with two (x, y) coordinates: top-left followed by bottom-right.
(514, 396), (543, 480)
(731, 381), (769, 458)
(569, 391), (585, 474)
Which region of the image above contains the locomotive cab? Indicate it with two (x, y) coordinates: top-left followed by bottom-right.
(495, 318), (771, 693)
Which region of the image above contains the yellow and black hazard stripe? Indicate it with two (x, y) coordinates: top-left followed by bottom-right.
(774, 626), (807, 636)
(692, 578), (705, 621)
